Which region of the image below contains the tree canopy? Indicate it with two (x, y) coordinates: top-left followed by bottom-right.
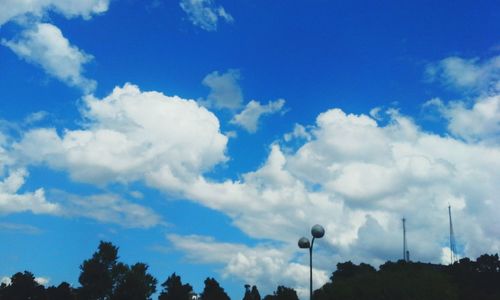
(158, 273), (193, 300)
(314, 254), (500, 300)
(77, 241), (157, 300)
(200, 277), (231, 300)
(243, 284), (261, 300)
(263, 286), (299, 300)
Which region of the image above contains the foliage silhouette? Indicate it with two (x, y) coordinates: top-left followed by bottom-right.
(158, 273), (193, 300)
(243, 284), (261, 300)
(111, 263), (157, 300)
(78, 241), (156, 300)
(0, 271), (46, 300)
(46, 282), (77, 300)
(263, 286), (299, 300)
(78, 241), (120, 300)
(314, 254), (500, 300)
(200, 277), (231, 300)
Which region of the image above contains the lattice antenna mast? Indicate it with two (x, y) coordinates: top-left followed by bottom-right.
(402, 218), (409, 262)
(449, 205), (457, 264)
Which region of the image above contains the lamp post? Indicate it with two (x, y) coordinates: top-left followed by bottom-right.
(298, 224), (325, 300)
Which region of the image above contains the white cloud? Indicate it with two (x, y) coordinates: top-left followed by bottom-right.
(231, 99), (286, 133)
(23, 111), (49, 125)
(283, 124), (311, 142)
(167, 234), (328, 298)
(200, 69), (286, 132)
(180, 0), (233, 31)
(4, 83), (226, 228)
(2, 23), (96, 92)
(426, 55), (500, 92)
(15, 83), (228, 186)
(425, 95), (500, 143)
(1, 276), (11, 285)
(0, 165), (162, 228)
(34, 276), (49, 286)
(369, 107), (383, 121)
(0, 0), (109, 26)
(424, 54), (500, 144)
(0, 168), (60, 215)
(201, 69), (243, 110)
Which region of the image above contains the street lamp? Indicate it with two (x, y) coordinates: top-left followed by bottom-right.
(298, 224), (325, 300)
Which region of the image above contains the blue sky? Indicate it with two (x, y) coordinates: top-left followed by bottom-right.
(0, 0), (499, 299)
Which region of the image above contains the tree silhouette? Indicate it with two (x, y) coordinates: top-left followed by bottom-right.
(78, 241), (157, 300)
(243, 285), (261, 300)
(78, 241), (121, 300)
(158, 273), (193, 300)
(111, 263), (157, 300)
(0, 271), (46, 300)
(450, 254), (500, 300)
(200, 278), (230, 300)
(315, 260), (459, 300)
(263, 286), (299, 300)
(46, 282), (76, 300)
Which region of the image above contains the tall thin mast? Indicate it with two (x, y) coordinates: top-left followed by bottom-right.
(449, 205), (456, 264)
(402, 218), (408, 262)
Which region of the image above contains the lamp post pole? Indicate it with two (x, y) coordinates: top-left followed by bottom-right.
(298, 224), (325, 300)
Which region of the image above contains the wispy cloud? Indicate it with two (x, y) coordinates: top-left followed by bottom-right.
(0, 0), (109, 26)
(200, 69), (287, 133)
(52, 191), (164, 229)
(180, 0), (233, 31)
(2, 23), (96, 93)
(201, 69), (243, 110)
(424, 54), (500, 144)
(424, 95), (500, 144)
(0, 222), (42, 234)
(426, 55), (500, 93)
(231, 99), (286, 133)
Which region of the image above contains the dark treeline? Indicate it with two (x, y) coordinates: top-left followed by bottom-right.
(314, 254), (500, 300)
(0, 241), (298, 300)
(1, 241), (499, 300)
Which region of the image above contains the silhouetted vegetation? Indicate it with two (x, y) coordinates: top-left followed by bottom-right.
(263, 286), (299, 300)
(158, 273), (193, 300)
(200, 277), (230, 300)
(0, 271), (48, 300)
(78, 241), (156, 300)
(1, 241), (499, 300)
(314, 254), (500, 300)
(243, 284), (261, 300)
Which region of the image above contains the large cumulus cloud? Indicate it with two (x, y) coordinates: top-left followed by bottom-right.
(15, 83), (228, 187)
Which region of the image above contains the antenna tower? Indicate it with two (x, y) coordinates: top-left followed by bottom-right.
(402, 218), (409, 262)
(448, 205), (457, 264)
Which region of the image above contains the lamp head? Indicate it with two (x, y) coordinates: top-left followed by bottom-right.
(311, 224), (325, 238)
(298, 237), (310, 249)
